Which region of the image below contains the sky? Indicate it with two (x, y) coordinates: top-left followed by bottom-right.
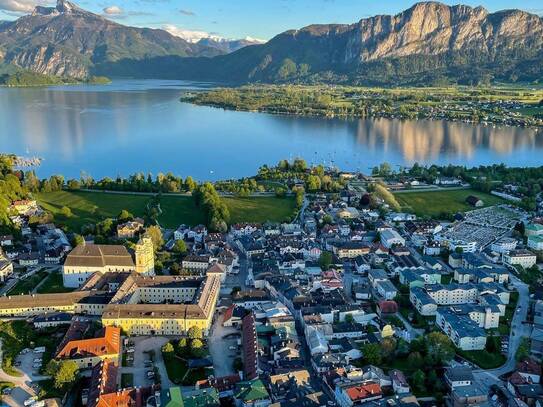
(0, 0), (542, 41)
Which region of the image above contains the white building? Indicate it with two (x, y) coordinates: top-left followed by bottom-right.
(503, 250), (537, 269)
(380, 229), (405, 249)
(528, 235), (543, 251)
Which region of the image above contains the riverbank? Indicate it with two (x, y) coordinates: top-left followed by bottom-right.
(182, 84), (543, 128)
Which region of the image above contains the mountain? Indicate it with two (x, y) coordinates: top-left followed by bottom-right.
(170, 1), (543, 85)
(2, 1), (543, 84)
(0, 0), (223, 78)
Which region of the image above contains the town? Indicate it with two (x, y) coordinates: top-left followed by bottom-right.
(1, 156), (543, 407)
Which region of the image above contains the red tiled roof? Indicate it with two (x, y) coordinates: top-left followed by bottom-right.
(517, 358), (542, 376)
(56, 326), (120, 360)
(345, 382), (382, 402)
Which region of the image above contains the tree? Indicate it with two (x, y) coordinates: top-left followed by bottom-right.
(60, 206), (73, 218)
(426, 332), (455, 365)
(53, 360), (79, 390)
(71, 234), (85, 247)
(516, 337), (530, 362)
(319, 251), (333, 271)
(344, 314), (354, 324)
(407, 352), (424, 369)
(190, 338), (206, 357)
(117, 209), (133, 223)
(362, 343), (382, 365)
(306, 175), (321, 192)
(187, 326), (203, 341)
(162, 342), (174, 355)
(381, 337), (397, 359)
(173, 239), (187, 255)
(146, 225), (164, 250)
(412, 369), (426, 393)
(185, 176), (196, 192)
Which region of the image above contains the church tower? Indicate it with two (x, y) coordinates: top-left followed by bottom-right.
(135, 236), (155, 275)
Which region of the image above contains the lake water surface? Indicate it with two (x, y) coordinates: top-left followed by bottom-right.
(1, 79), (542, 180)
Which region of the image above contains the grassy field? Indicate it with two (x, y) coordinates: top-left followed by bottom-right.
(36, 271), (74, 294)
(8, 270), (48, 296)
(394, 189), (505, 218)
(36, 191), (296, 232)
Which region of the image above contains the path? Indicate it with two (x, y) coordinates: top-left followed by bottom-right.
(395, 312), (424, 340)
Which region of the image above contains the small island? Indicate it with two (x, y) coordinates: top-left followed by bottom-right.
(182, 84), (543, 128)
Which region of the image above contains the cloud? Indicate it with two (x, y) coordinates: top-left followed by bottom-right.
(103, 5), (122, 15)
(102, 5), (153, 19)
(0, 0), (47, 13)
(179, 8), (194, 16)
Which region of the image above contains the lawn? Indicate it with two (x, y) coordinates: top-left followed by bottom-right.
(8, 270), (48, 296)
(394, 189), (505, 218)
(36, 271), (75, 294)
(36, 191), (297, 232)
(224, 196), (297, 224)
(163, 353), (189, 384)
(457, 349), (506, 369)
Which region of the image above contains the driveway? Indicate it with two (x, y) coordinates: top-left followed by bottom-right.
(119, 336), (172, 389)
(208, 312), (240, 377)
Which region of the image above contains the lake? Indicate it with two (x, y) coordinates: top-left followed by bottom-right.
(1, 79), (542, 181)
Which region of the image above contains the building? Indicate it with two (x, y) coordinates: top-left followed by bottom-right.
(0, 258), (13, 282)
(503, 249), (537, 268)
(334, 381), (382, 407)
(436, 307), (487, 350)
(465, 196), (484, 207)
(444, 366), (473, 388)
(102, 274), (221, 336)
(116, 218), (144, 239)
(526, 223), (543, 237)
(63, 240), (154, 288)
(380, 230), (405, 249)
(56, 326), (120, 369)
(528, 235), (543, 251)
(242, 313), (259, 381)
(390, 370), (410, 394)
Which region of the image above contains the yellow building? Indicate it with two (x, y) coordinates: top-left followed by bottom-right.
(63, 240), (154, 288)
(135, 236), (154, 275)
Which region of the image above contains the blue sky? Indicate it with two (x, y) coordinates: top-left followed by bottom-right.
(1, 0), (541, 40)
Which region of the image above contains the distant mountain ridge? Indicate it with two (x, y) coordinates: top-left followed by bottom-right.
(0, 0), (224, 78)
(1, 1), (543, 84)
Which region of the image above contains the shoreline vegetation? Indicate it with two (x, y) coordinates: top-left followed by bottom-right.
(182, 84), (543, 128)
(0, 71), (111, 87)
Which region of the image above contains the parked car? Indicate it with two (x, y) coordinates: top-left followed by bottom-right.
(24, 397), (37, 406)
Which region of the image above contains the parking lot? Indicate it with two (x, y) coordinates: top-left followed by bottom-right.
(0, 346), (49, 407)
(119, 336), (172, 388)
(208, 310), (241, 377)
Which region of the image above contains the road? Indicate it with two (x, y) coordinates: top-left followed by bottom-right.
(473, 273), (530, 386)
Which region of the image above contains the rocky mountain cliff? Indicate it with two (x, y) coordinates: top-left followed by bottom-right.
(0, 0), (223, 78)
(171, 1), (543, 84)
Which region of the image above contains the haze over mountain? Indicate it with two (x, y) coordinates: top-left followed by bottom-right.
(1, 1), (542, 84)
